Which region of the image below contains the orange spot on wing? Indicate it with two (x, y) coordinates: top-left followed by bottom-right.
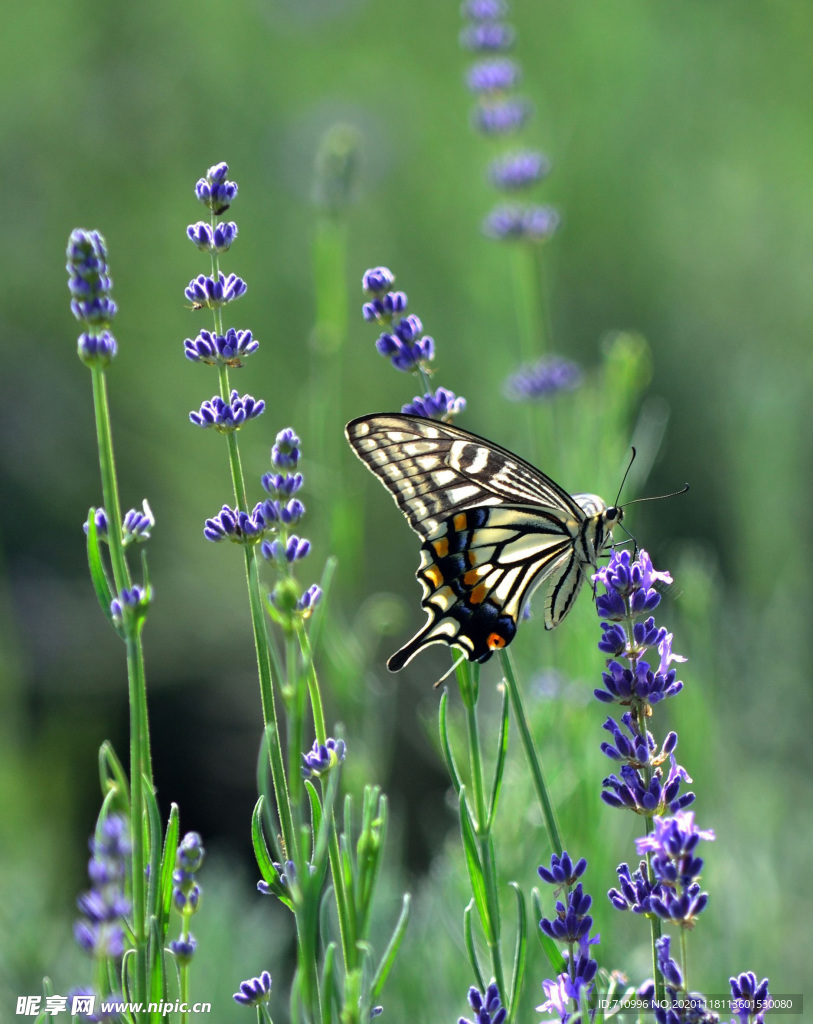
(453, 513), (467, 531)
(433, 537), (449, 557)
(470, 583), (489, 605)
(424, 565), (443, 588)
(487, 632), (506, 650)
(467, 550), (478, 566)
(463, 569), (482, 587)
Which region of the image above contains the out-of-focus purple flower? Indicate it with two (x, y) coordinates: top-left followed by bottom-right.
(296, 584), (323, 616)
(301, 737), (346, 778)
(184, 328), (259, 366)
(489, 150), (550, 190)
(472, 97), (530, 134)
(74, 815), (130, 960)
(195, 162), (238, 216)
(461, 0), (507, 18)
(467, 58), (520, 93)
(169, 935), (197, 964)
(233, 971), (272, 1007)
(459, 983), (506, 1024)
(484, 203), (559, 241)
(505, 354), (580, 400)
(402, 387), (466, 422)
(461, 21), (515, 51)
(189, 390), (265, 431)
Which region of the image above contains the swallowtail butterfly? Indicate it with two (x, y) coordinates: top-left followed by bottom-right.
(345, 414), (623, 672)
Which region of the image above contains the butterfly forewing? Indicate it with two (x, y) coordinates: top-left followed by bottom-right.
(345, 413), (616, 670)
(346, 414), (585, 537)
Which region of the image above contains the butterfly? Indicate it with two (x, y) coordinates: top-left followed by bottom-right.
(345, 413), (624, 672)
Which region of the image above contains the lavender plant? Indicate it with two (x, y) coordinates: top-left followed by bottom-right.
(185, 164), (408, 1024)
(67, 230), (189, 1023)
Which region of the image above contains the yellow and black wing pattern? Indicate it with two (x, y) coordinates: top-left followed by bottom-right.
(345, 413), (613, 672)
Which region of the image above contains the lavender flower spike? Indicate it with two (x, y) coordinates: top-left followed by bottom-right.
(233, 970), (272, 1007)
(459, 982), (506, 1024)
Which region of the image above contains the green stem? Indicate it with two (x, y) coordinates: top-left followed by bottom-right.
(126, 635), (148, 1013)
(90, 364), (152, 1015)
(180, 962), (189, 1024)
(244, 546), (297, 861)
(510, 244), (546, 362)
(499, 649), (563, 854)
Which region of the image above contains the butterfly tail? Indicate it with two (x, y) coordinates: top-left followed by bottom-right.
(387, 629), (433, 672)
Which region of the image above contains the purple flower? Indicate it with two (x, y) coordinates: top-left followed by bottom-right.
(272, 428), (301, 468)
(401, 387), (466, 422)
(489, 150), (550, 190)
(233, 971), (272, 1007)
(459, 983), (506, 1024)
(301, 737), (346, 778)
(505, 355), (580, 401)
(362, 266), (395, 295)
(608, 860), (662, 915)
(537, 851), (587, 886)
(472, 97), (530, 135)
(122, 501), (154, 545)
(83, 508), (109, 540)
(261, 535), (311, 564)
(635, 811), (714, 925)
(184, 328), (259, 366)
(203, 503), (268, 544)
(296, 584), (323, 616)
(186, 220), (238, 253)
(67, 229), (119, 365)
(189, 390), (265, 431)
(110, 585), (148, 626)
(195, 162), (238, 216)
(261, 471), (303, 498)
(169, 935), (197, 964)
(539, 883), (593, 943)
(729, 972), (771, 1024)
(185, 271), (247, 309)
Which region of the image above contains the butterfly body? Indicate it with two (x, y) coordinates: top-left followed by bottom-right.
(346, 414), (622, 671)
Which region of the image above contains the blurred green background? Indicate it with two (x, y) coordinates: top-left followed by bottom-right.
(1, 0), (811, 1018)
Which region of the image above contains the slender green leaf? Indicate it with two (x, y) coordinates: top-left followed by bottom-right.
(507, 882), (527, 1024)
(320, 941), (337, 1024)
(458, 787), (494, 946)
(156, 804), (179, 939)
(256, 728), (281, 858)
(86, 509), (120, 634)
(532, 888), (566, 974)
(487, 686), (510, 829)
(438, 691), (464, 796)
(98, 740), (129, 809)
(307, 554), (337, 657)
(305, 778), (323, 858)
(142, 774), (162, 927)
(148, 914), (166, 1013)
(371, 893), (411, 1000)
(463, 900), (486, 994)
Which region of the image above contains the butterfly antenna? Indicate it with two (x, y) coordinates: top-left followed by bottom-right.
(614, 447), (637, 508)
(617, 521), (639, 559)
(620, 483), (690, 509)
(433, 654), (466, 690)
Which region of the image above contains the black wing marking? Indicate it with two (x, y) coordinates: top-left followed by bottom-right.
(346, 413), (585, 539)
